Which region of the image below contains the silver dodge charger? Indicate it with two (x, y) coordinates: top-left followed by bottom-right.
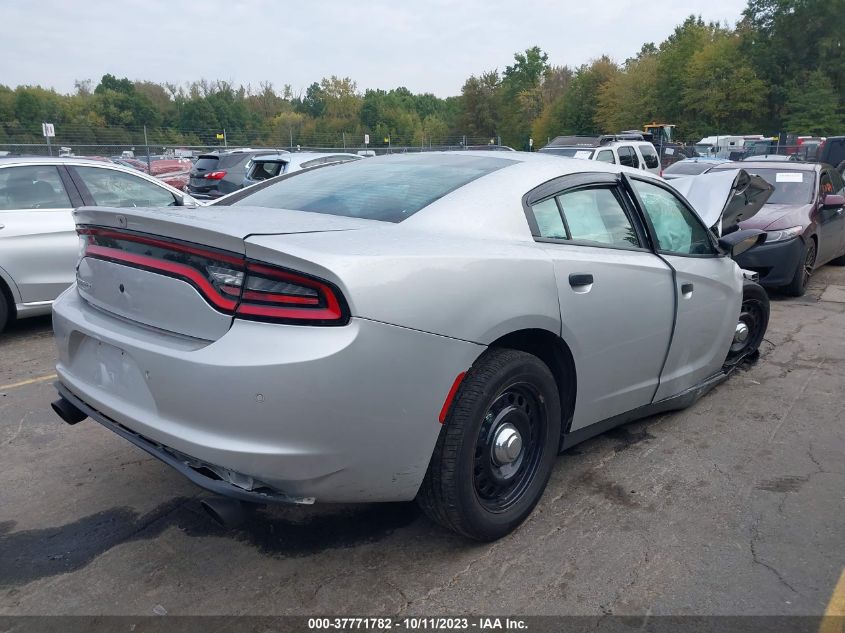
(51, 152), (771, 540)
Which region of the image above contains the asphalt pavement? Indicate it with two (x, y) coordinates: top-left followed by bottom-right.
(1, 268), (844, 617)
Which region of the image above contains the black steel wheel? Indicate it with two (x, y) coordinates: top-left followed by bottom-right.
(417, 348), (562, 541)
(727, 281), (769, 363)
(473, 383), (545, 513)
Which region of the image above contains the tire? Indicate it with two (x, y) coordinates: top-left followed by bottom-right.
(0, 289), (9, 334)
(836, 160), (845, 178)
(726, 281), (769, 363)
(783, 238), (816, 297)
(417, 348), (562, 541)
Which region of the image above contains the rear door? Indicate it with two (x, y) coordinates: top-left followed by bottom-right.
(625, 175), (741, 401)
(0, 164), (82, 304)
(68, 165), (180, 208)
(525, 173), (675, 430)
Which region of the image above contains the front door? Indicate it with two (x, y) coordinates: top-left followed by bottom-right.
(625, 176), (741, 401)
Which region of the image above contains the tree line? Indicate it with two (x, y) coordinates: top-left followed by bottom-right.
(1, 0), (842, 150)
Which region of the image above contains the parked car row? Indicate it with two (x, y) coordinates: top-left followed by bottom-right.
(47, 150), (778, 541)
(185, 149), (361, 200)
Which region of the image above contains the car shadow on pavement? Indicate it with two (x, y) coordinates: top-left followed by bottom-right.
(0, 497), (420, 589)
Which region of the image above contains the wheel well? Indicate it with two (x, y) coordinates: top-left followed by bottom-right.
(488, 329), (577, 436)
(0, 276), (15, 321)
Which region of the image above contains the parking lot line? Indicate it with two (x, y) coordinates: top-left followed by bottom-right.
(820, 568), (845, 633)
(0, 373), (57, 392)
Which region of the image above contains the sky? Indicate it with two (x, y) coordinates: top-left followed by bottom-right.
(1, 0), (749, 98)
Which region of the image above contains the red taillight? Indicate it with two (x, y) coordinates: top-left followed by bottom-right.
(78, 227), (348, 325)
(204, 170), (227, 180)
(235, 262), (345, 324)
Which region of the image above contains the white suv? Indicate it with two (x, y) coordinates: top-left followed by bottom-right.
(539, 135), (661, 175)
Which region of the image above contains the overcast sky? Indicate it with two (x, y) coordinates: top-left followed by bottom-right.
(2, 0), (748, 97)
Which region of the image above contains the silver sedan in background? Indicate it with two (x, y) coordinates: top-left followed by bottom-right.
(0, 157), (200, 332)
(51, 152), (771, 540)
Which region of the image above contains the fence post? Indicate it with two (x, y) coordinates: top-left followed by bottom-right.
(289, 128), (293, 149)
(143, 125), (151, 172)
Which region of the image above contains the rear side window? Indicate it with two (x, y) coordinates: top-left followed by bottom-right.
(230, 155), (514, 222)
(618, 146), (638, 168)
(638, 144), (659, 169)
(529, 198), (567, 239)
(595, 150), (615, 164)
(74, 166), (177, 208)
(558, 188), (640, 248)
(0, 165), (72, 210)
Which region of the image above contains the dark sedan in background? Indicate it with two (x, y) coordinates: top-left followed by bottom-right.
(710, 161), (845, 295)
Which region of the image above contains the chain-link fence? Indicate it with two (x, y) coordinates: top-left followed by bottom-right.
(0, 122), (513, 160)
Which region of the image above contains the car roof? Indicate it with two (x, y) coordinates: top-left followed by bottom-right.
(716, 160), (819, 171)
(0, 155), (124, 166)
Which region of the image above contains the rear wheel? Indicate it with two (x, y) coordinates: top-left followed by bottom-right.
(783, 238), (816, 297)
(726, 281), (769, 364)
(0, 290), (9, 334)
(417, 349), (561, 541)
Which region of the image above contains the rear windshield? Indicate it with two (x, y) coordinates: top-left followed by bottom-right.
(729, 168), (815, 205)
(663, 161), (714, 176)
(229, 154), (513, 222)
(193, 157), (219, 171)
(538, 147), (595, 159)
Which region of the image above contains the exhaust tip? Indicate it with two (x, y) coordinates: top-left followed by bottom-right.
(200, 497), (246, 529)
(51, 398), (87, 425)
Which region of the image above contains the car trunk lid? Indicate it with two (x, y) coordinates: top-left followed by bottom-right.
(73, 205), (377, 339)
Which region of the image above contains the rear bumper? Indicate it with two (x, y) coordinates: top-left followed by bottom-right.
(734, 236), (804, 287)
(53, 288), (484, 502)
(57, 383), (311, 504)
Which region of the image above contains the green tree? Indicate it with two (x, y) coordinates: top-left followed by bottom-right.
(461, 71), (501, 139)
(682, 34), (767, 136)
(500, 47), (550, 147)
(533, 57), (618, 141)
(782, 70), (842, 135)
(596, 53), (660, 133)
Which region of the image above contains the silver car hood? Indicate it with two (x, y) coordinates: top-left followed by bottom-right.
(670, 169), (773, 235)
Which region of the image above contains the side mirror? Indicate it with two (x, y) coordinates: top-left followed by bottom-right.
(823, 194), (845, 209)
(718, 228), (766, 258)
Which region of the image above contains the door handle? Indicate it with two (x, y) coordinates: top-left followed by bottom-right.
(681, 282), (694, 297)
(569, 273), (593, 287)
(0, 223), (4, 229)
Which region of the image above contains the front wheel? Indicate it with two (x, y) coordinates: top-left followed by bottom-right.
(726, 281), (769, 364)
(783, 238), (816, 297)
(417, 349), (562, 541)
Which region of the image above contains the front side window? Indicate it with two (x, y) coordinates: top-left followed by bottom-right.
(557, 187), (640, 248)
(631, 179), (716, 255)
(0, 165), (72, 210)
(74, 166), (177, 207)
(595, 150), (615, 164)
